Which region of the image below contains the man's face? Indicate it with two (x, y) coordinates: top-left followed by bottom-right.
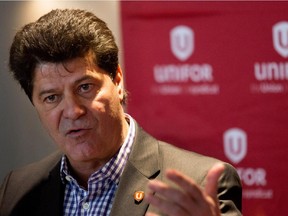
(32, 55), (127, 167)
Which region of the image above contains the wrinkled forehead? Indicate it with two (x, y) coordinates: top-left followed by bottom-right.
(33, 53), (97, 80)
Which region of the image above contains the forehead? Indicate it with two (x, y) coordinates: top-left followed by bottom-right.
(33, 57), (102, 84)
(34, 57), (90, 78)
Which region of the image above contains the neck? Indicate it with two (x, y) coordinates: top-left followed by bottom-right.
(68, 161), (104, 189)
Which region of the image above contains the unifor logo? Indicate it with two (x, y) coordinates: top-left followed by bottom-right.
(273, 21), (288, 58)
(170, 25), (194, 61)
(223, 128), (247, 164)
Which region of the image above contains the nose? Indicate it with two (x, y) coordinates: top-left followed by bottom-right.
(62, 95), (86, 120)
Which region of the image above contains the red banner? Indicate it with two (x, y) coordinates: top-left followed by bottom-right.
(121, 2), (288, 215)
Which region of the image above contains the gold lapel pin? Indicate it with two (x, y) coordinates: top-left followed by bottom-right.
(134, 191), (145, 203)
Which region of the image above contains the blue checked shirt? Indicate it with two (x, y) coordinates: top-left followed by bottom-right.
(60, 114), (135, 216)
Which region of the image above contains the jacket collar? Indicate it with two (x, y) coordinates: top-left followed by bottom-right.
(110, 122), (160, 216)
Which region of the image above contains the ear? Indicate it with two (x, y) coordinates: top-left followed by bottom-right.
(114, 65), (124, 101)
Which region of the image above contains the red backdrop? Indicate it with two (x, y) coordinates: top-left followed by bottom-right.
(121, 2), (288, 215)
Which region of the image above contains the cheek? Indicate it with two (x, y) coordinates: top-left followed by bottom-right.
(89, 95), (121, 122)
(92, 88), (119, 112)
(37, 109), (60, 134)
(102, 94), (122, 117)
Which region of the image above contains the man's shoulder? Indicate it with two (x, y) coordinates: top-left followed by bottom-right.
(1, 150), (62, 195)
(157, 141), (225, 184)
(11, 150), (62, 179)
(0, 151), (62, 215)
(134, 124), (223, 179)
(158, 140), (220, 163)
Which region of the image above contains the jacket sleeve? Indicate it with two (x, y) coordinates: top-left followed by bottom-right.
(217, 163), (242, 216)
(0, 172), (12, 216)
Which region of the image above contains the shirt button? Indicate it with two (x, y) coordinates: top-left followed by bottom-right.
(65, 175), (72, 182)
(82, 202), (90, 210)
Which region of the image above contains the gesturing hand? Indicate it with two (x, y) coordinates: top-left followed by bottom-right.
(145, 163), (225, 216)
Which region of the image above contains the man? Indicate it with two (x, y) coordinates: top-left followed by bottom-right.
(0, 9), (242, 216)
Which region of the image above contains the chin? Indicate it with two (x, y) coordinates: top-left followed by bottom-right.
(69, 148), (104, 162)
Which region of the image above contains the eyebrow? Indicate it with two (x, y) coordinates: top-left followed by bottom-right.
(38, 89), (58, 99)
(74, 74), (97, 86)
(37, 74), (97, 98)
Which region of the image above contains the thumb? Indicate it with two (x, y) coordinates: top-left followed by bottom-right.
(205, 163), (225, 199)
(145, 212), (159, 216)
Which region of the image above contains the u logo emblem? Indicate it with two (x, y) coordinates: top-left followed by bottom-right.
(134, 191), (145, 202)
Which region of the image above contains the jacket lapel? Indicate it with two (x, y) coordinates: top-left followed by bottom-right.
(110, 124), (161, 216)
(37, 162), (65, 216)
(9, 153), (64, 216)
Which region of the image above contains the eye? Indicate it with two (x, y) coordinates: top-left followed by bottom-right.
(44, 94), (59, 103)
(78, 83), (93, 93)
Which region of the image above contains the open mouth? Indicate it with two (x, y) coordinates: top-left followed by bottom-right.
(66, 128), (88, 138)
(70, 129), (81, 133)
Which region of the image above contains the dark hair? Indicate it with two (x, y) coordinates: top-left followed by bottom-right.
(9, 9), (120, 102)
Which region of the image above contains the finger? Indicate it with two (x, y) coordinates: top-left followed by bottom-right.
(145, 212), (159, 216)
(165, 169), (204, 202)
(147, 179), (188, 201)
(204, 163), (225, 199)
(152, 171), (206, 213)
(146, 180), (191, 208)
(145, 190), (190, 216)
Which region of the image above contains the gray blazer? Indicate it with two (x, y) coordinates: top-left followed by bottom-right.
(0, 123), (242, 216)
